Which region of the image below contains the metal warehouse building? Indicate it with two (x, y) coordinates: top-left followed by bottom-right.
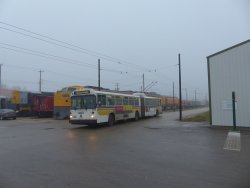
(207, 39), (250, 127)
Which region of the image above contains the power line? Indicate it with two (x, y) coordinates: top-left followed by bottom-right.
(0, 42), (97, 68)
(0, 46), (95, 69)
(0, 21), (131, 64)
(0, 42), (147, 76)
(3, 63), (98, 84)
(0, 47), (150, 89)
(0, 45), (133, 75)
(0, 22), (201, 95)
(0, 22), (152, 71)
(1, 46), (152, 90)
(0, 26), (105, 59)
(0, 23), (175, 87)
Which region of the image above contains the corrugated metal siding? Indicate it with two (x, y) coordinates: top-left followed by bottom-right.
(209, 42), (250, 127)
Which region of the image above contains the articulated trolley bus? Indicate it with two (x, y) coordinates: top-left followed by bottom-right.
(69, 89), (162, 126)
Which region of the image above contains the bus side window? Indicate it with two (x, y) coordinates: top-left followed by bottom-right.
(135, 98), (139, 106)
(123, 97), (129, 105)
(107, 95), (115, 106)
(128, 97), (134, 106)
(97, 95), (106, 106)
(101, 95), (106, 106)
(115, 96), (123, 105)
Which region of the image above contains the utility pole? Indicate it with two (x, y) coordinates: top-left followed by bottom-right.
(178, 53), (182, 120)
(115, 83), (119, 91)
(98, 59), (100, 91)
(142, 73), (145, 92)
(172, 82), (175, 111)
(0, 64), (2, 88)
(39, 70), (44, 93)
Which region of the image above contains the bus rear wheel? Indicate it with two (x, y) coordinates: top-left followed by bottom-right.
(108, 114), (115, 126)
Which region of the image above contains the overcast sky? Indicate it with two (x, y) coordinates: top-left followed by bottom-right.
(0, 0), (249, 100)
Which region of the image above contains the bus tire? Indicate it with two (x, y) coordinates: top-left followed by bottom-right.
(135, 111), (139, 121)
(108, 114), (115, 126)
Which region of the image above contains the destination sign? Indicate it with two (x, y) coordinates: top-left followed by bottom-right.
(73, 90), (91, 95)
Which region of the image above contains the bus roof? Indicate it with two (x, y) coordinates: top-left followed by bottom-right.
(72, 89), (140, 98)
(72, 89), (160, 99)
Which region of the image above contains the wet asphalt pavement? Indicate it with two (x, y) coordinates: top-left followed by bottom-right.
(0, 108), (249, 188)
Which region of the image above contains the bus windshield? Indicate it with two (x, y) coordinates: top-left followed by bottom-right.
(71, 95), (96, 110)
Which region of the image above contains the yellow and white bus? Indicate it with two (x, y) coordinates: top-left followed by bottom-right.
(69, 89), (162, 126)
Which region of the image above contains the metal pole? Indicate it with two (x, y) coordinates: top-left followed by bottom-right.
(39, 70), (44, 92)
(98, 59), (100, 91)
(178, 53), (182, 120)
(172, 82), (175, 111)
(142, 73), (145, 92)
(115, 83), (119, 91)
(232, 91), (236, 131)
(0, 64), (2, 88)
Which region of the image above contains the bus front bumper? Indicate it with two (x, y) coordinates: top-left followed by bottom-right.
(69, 119), (97, 125)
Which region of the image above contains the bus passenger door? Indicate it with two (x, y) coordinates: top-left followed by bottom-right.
(140, 98), (145, 118)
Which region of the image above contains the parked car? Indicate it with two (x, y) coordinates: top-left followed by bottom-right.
(0, 109), (17, 120)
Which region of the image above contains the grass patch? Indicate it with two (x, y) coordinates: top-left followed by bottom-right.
(182, 111), (210, 122)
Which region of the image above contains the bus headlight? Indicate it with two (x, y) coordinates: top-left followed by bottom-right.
(91, 114), (95, 118)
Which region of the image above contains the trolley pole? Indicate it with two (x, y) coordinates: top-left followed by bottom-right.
(98, 59), (100, 91)
(178, 53), (182, 120)
(0, 64), (2, 88)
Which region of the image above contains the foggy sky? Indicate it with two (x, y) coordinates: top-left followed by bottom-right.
(0, 0), (249, 101)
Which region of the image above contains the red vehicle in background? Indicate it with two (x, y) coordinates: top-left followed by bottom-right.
(33, 94), (54, 117)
